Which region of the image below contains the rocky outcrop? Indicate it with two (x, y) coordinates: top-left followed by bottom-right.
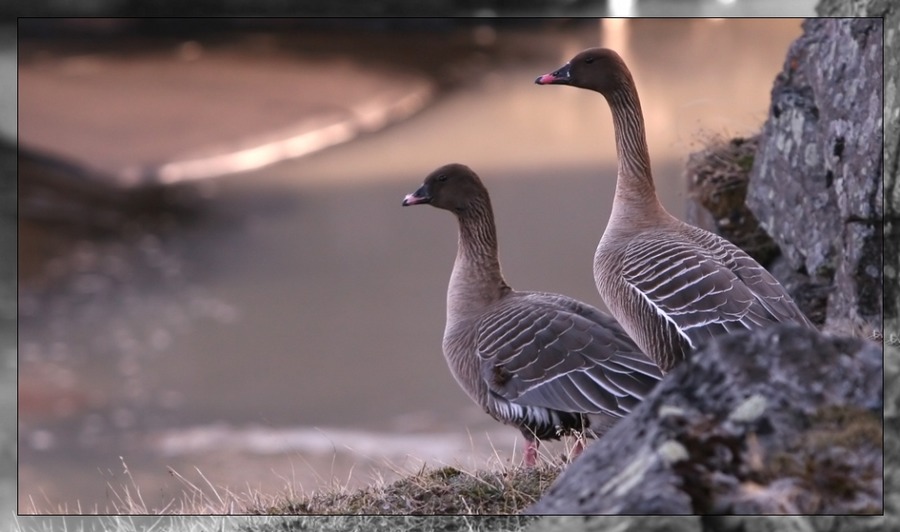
(813, 0), (898, 347)
(744, 18), (884, 337)
(526, 325), (882, 516)
(685, 19), (887, 333)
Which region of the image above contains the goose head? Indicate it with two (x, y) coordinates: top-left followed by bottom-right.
(402, 163), (487, 214)
(535, 47), (632, 96)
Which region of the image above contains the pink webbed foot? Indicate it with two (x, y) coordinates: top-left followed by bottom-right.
(570, 438), (585, 461)
(523, 439), (539, 467)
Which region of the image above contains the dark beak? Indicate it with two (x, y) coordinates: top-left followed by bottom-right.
(535, 63), (572, 85)
(402, 184), (431, 206)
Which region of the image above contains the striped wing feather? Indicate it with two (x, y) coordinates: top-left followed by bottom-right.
(475, 293), (662, 418)
(621, 227), (813, 351)
(698, 230), (814, 328)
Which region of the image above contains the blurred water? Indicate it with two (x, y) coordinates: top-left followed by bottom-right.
(17, 19), (804, 512)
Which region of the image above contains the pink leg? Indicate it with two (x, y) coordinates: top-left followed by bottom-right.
(523, 439), (539, 467)
(571, 438), (585, 460)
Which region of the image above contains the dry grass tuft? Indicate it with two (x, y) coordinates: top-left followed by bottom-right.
(242, 431), (571, 516)
(249, 461), (561, 515)
(17, 436), (572, 520)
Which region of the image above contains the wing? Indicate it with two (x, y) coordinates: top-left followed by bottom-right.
(620, 226), (814, 351)
(475, 294), (663, 418)
(697, 229), (815, 328)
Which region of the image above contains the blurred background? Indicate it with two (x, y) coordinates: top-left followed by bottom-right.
(11, 8), (815, 515)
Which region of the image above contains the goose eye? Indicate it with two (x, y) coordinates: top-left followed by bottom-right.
(584, 57), (594, 64)
(437, 174), (448, 182)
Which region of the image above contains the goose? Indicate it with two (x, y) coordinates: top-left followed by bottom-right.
(402, 163), (663, 466)
(535, 48), (815, 373)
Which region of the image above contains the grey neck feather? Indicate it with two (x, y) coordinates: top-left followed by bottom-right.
(446, 197), (511, 323)
(603, 84), (669, 225)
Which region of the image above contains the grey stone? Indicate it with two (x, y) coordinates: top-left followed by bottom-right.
(708, 516), (817, 532)
(748, 71), (840, 278)
(767, 255), (830, 325)
(745, 18), (884, 335)
(527, 326), (882, 515)
(880, 342), (900, 532)
(826, 221), (883, 336)
(526, 516), (701, 532)
(812, 0), (899, 345)
(875, 1), (900, 347)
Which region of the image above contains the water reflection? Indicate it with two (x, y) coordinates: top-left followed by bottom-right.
(18, 19), (804, 512)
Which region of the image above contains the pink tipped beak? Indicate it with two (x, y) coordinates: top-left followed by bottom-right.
(402, 193), (429, 206)
(535, 63), (572, 85)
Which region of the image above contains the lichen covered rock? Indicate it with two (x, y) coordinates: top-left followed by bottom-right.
(745, 18), (883, 336)
(526, 326), (882, 515)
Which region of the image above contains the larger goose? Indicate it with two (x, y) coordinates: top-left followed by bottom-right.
(536, 48), (815, 373)
(402, 163), (663, 466)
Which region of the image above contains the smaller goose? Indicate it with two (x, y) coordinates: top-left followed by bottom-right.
(536, 48), (816, 373)
(402, 163), (663, 466)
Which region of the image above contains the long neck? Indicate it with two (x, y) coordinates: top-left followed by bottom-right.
(447, 198), (511, 322)
(604, 82), (667, 220)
